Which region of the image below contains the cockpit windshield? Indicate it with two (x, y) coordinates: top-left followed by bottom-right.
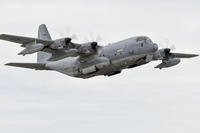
(136, 36), (152, 43)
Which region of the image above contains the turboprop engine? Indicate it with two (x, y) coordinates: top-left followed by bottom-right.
(18, 43), (44, 55)
(78, 42), (99, 55)
(50, 38), (72, 50)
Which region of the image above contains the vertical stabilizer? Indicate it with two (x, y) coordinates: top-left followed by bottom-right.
(37, 24), (52, 63)
(38, 24), (52, 40)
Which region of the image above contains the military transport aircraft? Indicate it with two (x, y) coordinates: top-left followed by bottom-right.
(0, 24), (198, 78)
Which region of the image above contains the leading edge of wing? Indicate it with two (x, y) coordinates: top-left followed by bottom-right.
(171, 52), (199, 58)
(0, 34), (53, 46)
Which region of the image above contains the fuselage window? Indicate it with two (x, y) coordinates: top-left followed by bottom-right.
(129, 50), (134, 54)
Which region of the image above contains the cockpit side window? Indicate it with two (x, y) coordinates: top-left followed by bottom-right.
(146, 38), (152, 43)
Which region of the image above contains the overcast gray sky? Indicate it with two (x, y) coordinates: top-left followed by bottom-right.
(0, 0), (200, 133)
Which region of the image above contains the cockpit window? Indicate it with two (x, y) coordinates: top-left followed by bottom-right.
(136, 36), (152, 43)
(146, 38), (152, 43)
(136, 37), (146, 42)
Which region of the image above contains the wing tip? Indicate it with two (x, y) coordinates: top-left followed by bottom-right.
(5, 63), (15, 66)
(190, 54), (199, 58)
(5, 63), (11, 66)
(0, 34), (5, 37)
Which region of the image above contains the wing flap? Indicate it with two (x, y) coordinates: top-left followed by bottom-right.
(171, 52), (199, 58)
(5, 63), (51, 70)
(0, 34), (53, 46)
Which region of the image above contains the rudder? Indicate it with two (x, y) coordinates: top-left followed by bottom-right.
(37, 24), (52, 63)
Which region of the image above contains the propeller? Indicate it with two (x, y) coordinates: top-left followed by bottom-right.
(87, 32), (102, 42)
(76, 33), (102, 55)
(84, 32), (102, 42)
(86, 33), (102, 50)
(163, 48), (171, 57)
(59, 28), (77, 39)
(159, 39), (176, 51)
(58, 28), (78, 47)
(157, 39), (177, 58)
(91, 42), (98, 50)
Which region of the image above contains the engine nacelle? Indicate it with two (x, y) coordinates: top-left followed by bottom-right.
(50, 38), (72, 50)
(50, 38), (65, 49)
(155, 58), (181, 69)
(153, 48), (171, 60)
(18, 43), (44, 55)
(78, 42), (99, 55)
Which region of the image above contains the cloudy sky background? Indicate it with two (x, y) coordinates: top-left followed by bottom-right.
(0, 0), (200, 133)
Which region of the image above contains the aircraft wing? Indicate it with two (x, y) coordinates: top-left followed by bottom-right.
(171, 52), (199, 58)
(0, 34), (53, 46)
(5, 63), (51, 70)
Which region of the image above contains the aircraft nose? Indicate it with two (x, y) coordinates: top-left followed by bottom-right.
(153, 43), (158, 51)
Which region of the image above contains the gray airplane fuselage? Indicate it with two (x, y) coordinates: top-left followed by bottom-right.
(1, 24), (198, 78)
(46, 37), (158, 78)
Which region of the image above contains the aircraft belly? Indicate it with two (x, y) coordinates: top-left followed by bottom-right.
(46, 50), (148, 78)
(111, 54), (146, 68)
(65, 57), (111, 78)
(46, 53), (148, 79)
(78, 54), (147, 78)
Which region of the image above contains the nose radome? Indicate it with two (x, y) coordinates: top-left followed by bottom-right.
(153, 43), (158, 51)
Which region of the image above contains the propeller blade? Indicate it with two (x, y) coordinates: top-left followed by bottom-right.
(58, 27), (78, 40)
(70, 34), (77, 40)
(96, 35), (102, 42)
(87, 32), (102, 43)
(170, 44), (176, 51)
(159, 39), (176, 51)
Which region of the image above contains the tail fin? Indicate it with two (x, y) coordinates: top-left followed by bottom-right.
(37, 24), (52, 63)
(38, 24), (52, 40)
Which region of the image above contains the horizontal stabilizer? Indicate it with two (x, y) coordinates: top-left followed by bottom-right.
(5, 63), (51, 70)
(171, 53), (199, 58)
